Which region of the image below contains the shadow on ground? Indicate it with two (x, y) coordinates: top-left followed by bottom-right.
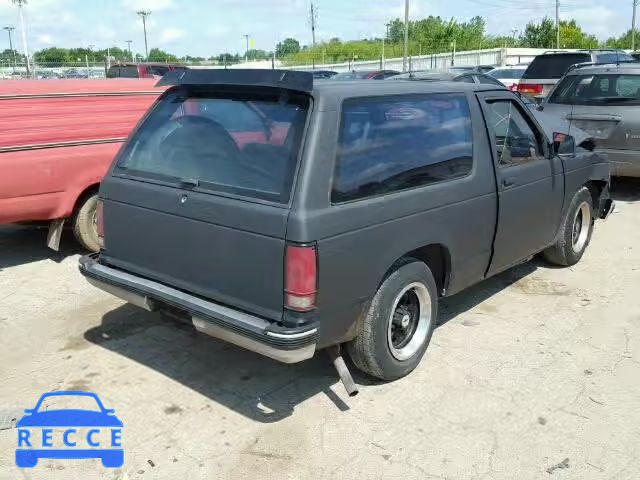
(0, 225), (82, 270)
(612, 177), (640, 203)
(84, 260), (539, 423)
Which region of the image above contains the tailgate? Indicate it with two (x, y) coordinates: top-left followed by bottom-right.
(100, 178), (289, 321)
(99, 85), (310, 322)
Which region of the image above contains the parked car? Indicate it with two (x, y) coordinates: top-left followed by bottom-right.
(332, 70), (399, 80)
(303, 69), (337, 79)
(539, 62), (640, 177)
(0, 79), (166, 251)
(79, 70), (613, 384)
(487, 65), (528, 91)
(517, 49), (633, 99)
(106, 62), (186, 79)
(389, 70), (506, 88)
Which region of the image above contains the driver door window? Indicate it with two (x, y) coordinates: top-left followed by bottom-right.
(485, 100), (543, 167)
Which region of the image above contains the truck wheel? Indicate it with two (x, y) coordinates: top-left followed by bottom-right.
(347, 260), (438, 381)
(73, 193), (100, 252)
(543, 187), (594, 267)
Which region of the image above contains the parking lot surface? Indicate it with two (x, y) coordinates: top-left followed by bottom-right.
(1, 180), (639, 480)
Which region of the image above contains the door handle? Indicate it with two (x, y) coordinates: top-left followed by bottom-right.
(502, 177), (517, 188)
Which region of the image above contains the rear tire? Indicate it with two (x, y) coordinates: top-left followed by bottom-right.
(73, 193), (100, 252)
(347, 260), (438, 381)
(543, 187), (594, 267)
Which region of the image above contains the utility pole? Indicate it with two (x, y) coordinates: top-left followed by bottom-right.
(309, 1), (317, 47)
(511, 28), (518, 47)
(136, 10), (151, 60)
(402, 0), (409, 72)
(243, 34), (250, 62)
(126, 40), (133, 61)
(555, 0), (560, 49)
(11, 0), (30, 76)
(633, 0), (639, 51)
(3, 26), (16, 72)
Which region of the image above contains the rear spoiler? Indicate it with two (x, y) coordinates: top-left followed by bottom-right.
(156, 69), (314, 93)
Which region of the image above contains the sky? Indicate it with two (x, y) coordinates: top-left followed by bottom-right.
(0, 0), (633, 58)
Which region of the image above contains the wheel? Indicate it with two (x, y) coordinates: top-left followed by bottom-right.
(101, 450), (124, 468)
(15, 450), (38, 468)
(543, 187), (594, 267)
(347, 260), (438, 381)
(73, 193), (100, 252)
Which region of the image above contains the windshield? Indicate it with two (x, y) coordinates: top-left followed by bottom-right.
(488, 68), (526, 80)
(548, 74), (640, 106)
(115, 87), (310, 203)
(36, 394), (102, 412)
(332, 71), (371, 80)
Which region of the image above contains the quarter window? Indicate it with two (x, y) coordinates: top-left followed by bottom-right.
(331, 94), (473, 203)
(484, 100), (543, 167)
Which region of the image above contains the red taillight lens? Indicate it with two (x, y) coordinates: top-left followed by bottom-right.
(284, 244), (317, 312)
(96, 199), (104, 248)
(517, 83), (543, 95)
(509, 83), (518, 92)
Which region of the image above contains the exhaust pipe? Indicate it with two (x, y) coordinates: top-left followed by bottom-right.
(327, 345), (359, 397)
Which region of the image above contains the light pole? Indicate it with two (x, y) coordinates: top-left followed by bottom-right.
(126, 40), (133, 61)
(402, 0), (409, 72)
(243, 34), (250, 63)
(3, 26), (16, 72)
(137, 10), (151, 60)
(11, 0), (30, 76)
(633, 0), (639, 51)
(511, 28), (518, 47)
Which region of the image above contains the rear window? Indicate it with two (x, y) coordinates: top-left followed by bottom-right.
(522, 54), (591, 79)
(107, 65), (139, 78)
(332, 94), (473, 203)
(549, 74), (640, 106)
(115, 88), (309, 203)
(148, 65), (170, 76)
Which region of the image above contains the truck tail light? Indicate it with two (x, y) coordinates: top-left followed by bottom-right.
(284, 244), (317, 312)
(517, 83), (543, 95)
(96, 199), (104, 249)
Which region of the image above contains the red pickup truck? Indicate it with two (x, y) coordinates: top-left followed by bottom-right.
(0, 79), (165, 251)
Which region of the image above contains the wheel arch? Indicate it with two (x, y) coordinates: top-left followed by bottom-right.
(384, 243), (451, 297)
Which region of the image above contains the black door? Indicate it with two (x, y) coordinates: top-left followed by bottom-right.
(478, 93), (564, 275)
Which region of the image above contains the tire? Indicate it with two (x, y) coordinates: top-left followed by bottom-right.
(543, 187), (594, 267)
(73, 193), (100, 252)
(346, 260), (438, 381)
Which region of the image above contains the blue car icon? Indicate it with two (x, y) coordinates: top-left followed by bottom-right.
(16, 391), (123, 468)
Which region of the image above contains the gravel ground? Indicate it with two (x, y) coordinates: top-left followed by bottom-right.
(1, 180), (639, 480)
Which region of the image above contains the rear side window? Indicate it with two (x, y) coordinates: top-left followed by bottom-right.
(107, 66), (139, 78)
(148, 66), (170, 76)
(332, 94), (473, 203)
(477, 75), (506, 87)
(596, 52), (633, 63)
(549, 74), (640, 106)
(488, 68), (525, 80)
(522, 54), (591, 79)
(115, 88), (309, 203)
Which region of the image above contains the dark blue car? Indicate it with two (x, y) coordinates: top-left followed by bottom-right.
(16, 391), (123, 468)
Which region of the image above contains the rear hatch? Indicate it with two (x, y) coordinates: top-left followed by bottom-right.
(99, 85), (310, 321)
(519, 53), (592, 97)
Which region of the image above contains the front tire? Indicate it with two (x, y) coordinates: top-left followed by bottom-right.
(73, 193), (100, 252)
(543, 187), (594, 267)
(347, 260), (438, 381)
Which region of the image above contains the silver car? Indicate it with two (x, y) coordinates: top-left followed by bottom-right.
(540, 63), (640, 177)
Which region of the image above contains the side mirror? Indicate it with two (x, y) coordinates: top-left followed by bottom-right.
(553, 133), (576, 156)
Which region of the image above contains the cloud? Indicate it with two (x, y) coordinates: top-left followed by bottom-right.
(159, 27), (185, 44)
(562, 5), (624, 39)
(37, 34), (54, 45)
(123, 0), (174, 12)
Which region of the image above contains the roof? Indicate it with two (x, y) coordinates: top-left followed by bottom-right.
(0, 78), (165, 96)
(564, 62), (640, 75)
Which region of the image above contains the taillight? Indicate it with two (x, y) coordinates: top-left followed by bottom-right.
(517, 83), (543, 95)
(284, 244), (317, 312)
(96, 199), (104, 249)
(509, 83), (518, 92)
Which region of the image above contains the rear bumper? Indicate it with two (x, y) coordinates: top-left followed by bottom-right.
(79, 254), (318, 363)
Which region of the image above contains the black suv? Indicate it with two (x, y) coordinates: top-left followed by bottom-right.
(80, 70), (612, 384)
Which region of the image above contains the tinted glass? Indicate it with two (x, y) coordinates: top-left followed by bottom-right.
(477, 75), (506, 87)
(596, 52), (633, 63)
(332, 71), (370, 80)
(522, 54), (591, 79)
(548, 74), (640, 106)
(484, 100), (543, 167)
(455, 74), (476, 83)
(332, 94), (473, 203)
(116, 89), (309, 203)
(106, 65), (139, 78)
(149, 66), (170, 76)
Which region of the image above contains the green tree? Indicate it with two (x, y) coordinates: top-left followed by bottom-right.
(147, 48), (179, 63)
(276, 38), (300, 57)
(521, 17), (556, 48)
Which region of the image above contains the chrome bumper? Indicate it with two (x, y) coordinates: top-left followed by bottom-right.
(79, 255), (317, 364)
